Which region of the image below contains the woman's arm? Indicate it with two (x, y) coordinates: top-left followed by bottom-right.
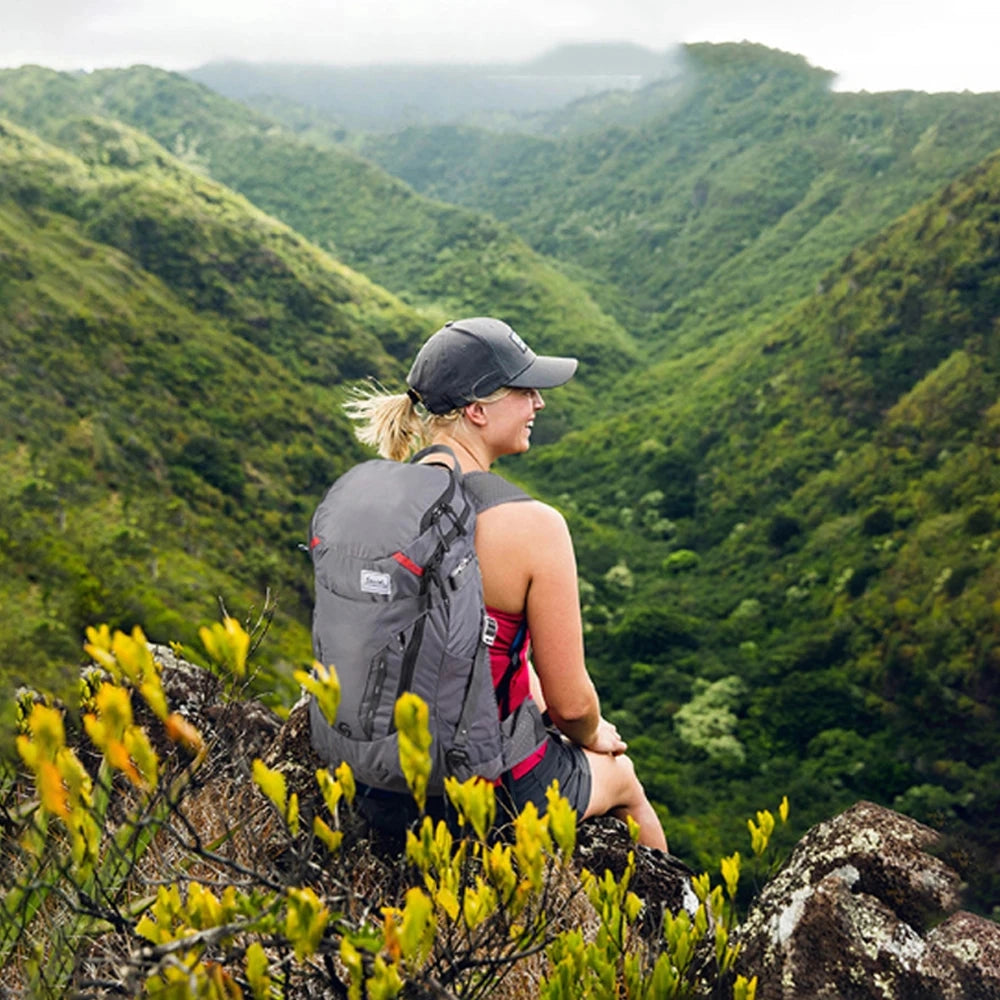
(478, 500), (624, 751)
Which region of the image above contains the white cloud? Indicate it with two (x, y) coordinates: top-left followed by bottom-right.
(1, 0), (999, 94)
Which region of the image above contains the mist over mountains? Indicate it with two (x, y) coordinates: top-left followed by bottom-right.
(186, 42), (685, 131)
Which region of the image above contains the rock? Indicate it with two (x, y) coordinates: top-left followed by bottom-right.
(146, 644), (282, 778)
(574, 815), (700, 932)
(736, 800), (1000, 999)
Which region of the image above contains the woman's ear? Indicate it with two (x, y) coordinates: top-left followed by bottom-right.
(463, 401), (489, 427)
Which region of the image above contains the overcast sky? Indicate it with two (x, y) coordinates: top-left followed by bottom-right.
(4, 0), (999, 94)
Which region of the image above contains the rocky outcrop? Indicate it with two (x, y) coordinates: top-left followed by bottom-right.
(736, 800), (1000, 999)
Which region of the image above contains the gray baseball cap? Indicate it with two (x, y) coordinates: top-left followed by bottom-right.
(406, 317), (578, 415)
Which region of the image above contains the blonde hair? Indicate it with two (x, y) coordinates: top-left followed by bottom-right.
(344, 382), (511, 462)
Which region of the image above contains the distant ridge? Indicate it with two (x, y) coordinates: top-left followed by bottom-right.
(519, 41), (680, 77)
(186, 43), (680, 130)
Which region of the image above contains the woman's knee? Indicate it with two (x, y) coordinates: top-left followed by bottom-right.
(584, 750), (641, 816)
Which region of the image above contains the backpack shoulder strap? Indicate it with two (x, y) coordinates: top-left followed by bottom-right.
(411, 443), (462, 473)
(463, 471), (533, 513)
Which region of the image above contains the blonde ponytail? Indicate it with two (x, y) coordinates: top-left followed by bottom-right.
(343, 384), (429, 462)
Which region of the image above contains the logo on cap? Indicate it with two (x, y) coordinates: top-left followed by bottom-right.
(508, 330), (528, 353)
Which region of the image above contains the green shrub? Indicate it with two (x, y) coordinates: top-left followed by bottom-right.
(662, 549), (701, 573)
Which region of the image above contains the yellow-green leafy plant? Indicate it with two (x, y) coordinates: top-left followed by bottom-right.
(1, 617), (783, 999)
(537, 796), (787, 1000)
(2, 624), (209, 996)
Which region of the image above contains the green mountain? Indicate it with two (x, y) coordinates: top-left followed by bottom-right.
(2, 44), (999, 908)
(360, 43), (1000, 350)
(524, 150), (1000, 896)
(0, 64), (638, 437)
(0, 114), (425, 705)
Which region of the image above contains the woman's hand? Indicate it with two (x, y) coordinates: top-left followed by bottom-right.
(586, 717), (627, 756)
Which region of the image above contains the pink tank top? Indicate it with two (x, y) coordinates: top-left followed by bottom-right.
(487, 606), (548, 779)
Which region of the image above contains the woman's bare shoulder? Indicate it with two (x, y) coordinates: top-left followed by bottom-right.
(478, 497), (568, 533)
(477, 500), (574, 575)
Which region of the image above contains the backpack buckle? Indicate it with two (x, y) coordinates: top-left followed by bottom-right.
(482, 614), (498, 647)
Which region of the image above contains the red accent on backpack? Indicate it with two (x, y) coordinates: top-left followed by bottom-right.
(392, 551), (424, 576)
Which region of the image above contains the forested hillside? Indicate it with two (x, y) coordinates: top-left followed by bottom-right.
(1, 43), (998, 912)
(522, 151), (1000, 902)
(0, 115), (423, 707)
(353, 44), (1000, 899)
(0, 64), (639, 443)
(361, 44), (1000, 350)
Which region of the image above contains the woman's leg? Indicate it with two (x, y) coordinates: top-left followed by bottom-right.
(582, 749), (668, 851)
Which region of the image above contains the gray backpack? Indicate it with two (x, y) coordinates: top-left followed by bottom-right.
(307, 445), (547, 795)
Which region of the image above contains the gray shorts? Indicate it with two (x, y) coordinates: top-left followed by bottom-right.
(499, 731), (592, 820)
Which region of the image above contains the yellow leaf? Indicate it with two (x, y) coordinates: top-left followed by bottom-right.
(136, 914), (163, 944)
(445, 775), (496, 842)
(691, 871), (711, 903)
(396, 694), (432, 812)
(513, 801), (550, 891)
(165, 712), (205, 755)
(626, 814), (641, 843)
(245, 941), (271, 1000)
(314, 816), (344, 854)
(286, 887), (329, 961)
(95, 682), (133, 738)
(58, 747), (93, 810)
(545, 781), (577, 859)
(27, 703), (67, 758)
(223, 616), (250, 678)
(462, 878), (497, 930)
(720, 851), (741, 900)
(83, 714), (108, 752)
(340, 939), (364, 1000)
(335, 761), (356, 804)
(399, 887), (434, 964)
(38, 760), (70, 819)
(394, 693), (431, 750)
(367, 956), (404, 1000)
(435, 885), (460, 921)
(295, 663), (341, 726)
(125, 727), (159, 789)
(316, 768), (344, 815)
(252, 759), (287, 815)
(15, 734), (39, 770)
(85, 623), (114, 652)
(200, 617), (250, 679)
(140, 679), (168, 721)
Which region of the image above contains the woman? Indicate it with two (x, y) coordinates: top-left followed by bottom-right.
(346, 317), (667, 851)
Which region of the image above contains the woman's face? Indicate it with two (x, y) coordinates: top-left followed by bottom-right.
(481, 387), (545, 457)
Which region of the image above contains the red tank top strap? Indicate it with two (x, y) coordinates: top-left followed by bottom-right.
(486, 606), (548, 779)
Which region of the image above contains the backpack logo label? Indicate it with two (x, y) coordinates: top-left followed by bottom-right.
(360, 570), (392, 596)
